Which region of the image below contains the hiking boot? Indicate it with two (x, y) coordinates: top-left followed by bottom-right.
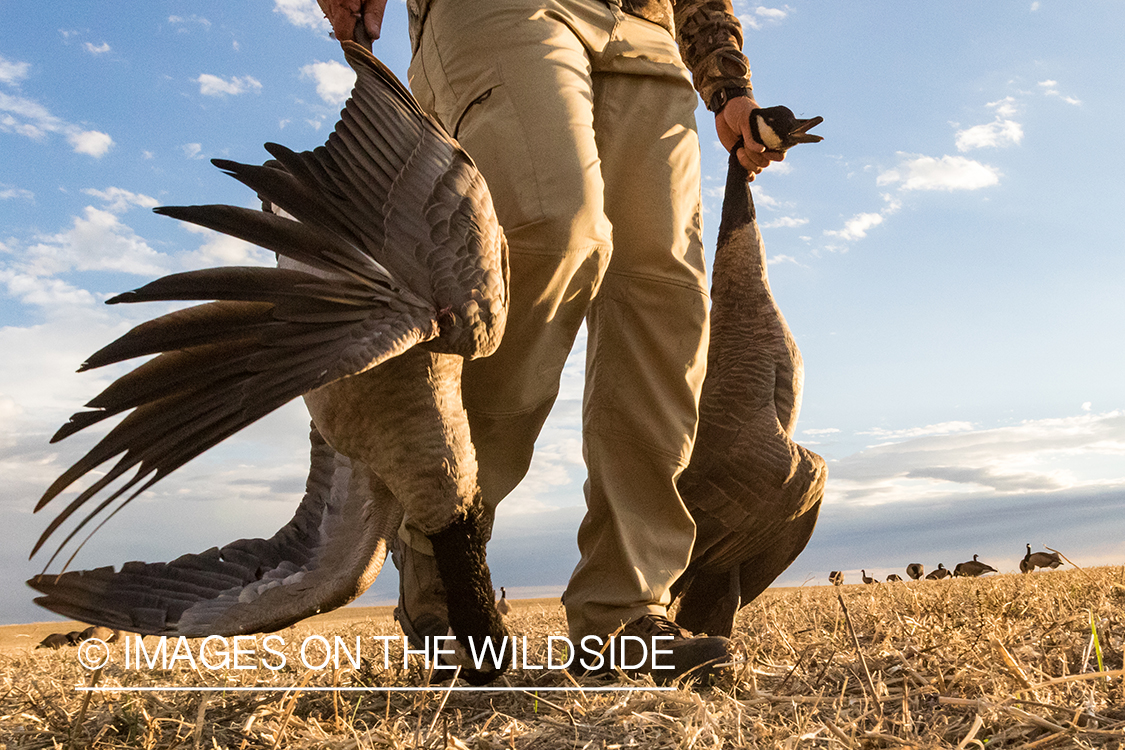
(570, 613), (731, 686)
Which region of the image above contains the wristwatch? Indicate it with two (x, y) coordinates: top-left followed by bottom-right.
(708, 85), (750, 113)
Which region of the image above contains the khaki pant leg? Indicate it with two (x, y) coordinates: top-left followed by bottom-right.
(402, 0), (616, 554)
(405, 1), (708, 642)
(563, 47), (709, 639)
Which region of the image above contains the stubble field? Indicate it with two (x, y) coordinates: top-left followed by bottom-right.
(2, 565), (1123, 749)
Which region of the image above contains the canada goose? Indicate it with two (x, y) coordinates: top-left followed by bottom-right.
(670, 111), (826, 638)
(495, 587), (511, 616)
(1022, 543), (1062, 573)
(28, 43), (509, 685)
(748, 106), (826, 153)
(861, 570), (876, 584)
(906, 563), (924, 580)
(886, 574), (903, 582)
(37, 633), (73, 649)
(828, 571), (844, 586)
(79, 625), (119, 643)
(925, 563), (950, 580)
(954, 554), (997, 578)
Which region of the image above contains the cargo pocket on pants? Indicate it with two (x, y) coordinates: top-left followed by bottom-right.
(449, 72), (545, 236)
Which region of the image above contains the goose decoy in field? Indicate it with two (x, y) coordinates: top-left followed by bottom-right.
(861, 570), (876, 585)
(1021, 543), (1062, 573)
(886, 574), (902, 582)
(954, 554), (997, 578)
(37, 632), (73, 649)
(78, 625), (119, 643)
(27, 42), (509, 685)
(495, 587), (511, 616)
(906, 563), (924, 580)
(829, 571), (844, 586)
(925, 563), (950, 580)
(669, 111), (826, 638)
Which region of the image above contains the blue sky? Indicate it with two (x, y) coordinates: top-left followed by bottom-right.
(2, 1), (1123, 625)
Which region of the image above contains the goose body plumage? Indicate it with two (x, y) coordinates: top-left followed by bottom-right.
(953, 554), (997, 578)
(1021, 544), (1062, 573)
(925, 563), (950, 580)
(495, 587), (511, 616)
(28, 43), (509, 684)
(671, 118), (826, 637)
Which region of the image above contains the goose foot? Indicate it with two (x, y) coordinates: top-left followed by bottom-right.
(427, 504), (508, 685)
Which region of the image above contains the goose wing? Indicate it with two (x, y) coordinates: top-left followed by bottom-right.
(30, 427), (402, 636)
(31, 43), (506, 569)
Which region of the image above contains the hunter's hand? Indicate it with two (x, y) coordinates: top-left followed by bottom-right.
(316, 0), (388, 45)
(715, 95), (784, 181)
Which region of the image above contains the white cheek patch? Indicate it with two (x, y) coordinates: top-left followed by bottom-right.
(755, 116), (781, 151)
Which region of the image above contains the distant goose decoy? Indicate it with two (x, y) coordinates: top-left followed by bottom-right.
(829, 571), (844, 586)
(37, 633), (73, 650)
(906, 563), (925, 580)
(79, 625), (119, 643)
(27, 42), (510, 685)
(886, 574), (902, 582)
(669, 109), (826, 638)
(954, 554), (997, 578)
(495, 587), (511, 616)
(925, 563), (950, 580)
(861, 570), (876, 585)
(1021, 543), (1062, 573)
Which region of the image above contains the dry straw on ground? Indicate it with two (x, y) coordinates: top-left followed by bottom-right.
(2, 565), (1123, 749)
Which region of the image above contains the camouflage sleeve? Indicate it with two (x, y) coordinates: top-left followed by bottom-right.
(673, 0), (752, 111)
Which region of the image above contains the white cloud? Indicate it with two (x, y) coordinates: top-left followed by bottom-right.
(300, 60), (356, 105)
(803, 428), (841, 436)
(182, 142), (204, 159)
(15, 207), (170, 278)
(0, 89), (115, 157)
(81, 187), (160, 213)
(67, 129), (114, 157)
(955, 118), (1023, 151)
(83, 42), (111, 55)
(1, 185), (34, 200)
(0, 54), (31, 85)
(987, 96), (1019, 118)
(168, 15), (212, 29)
(858, 421), (977, 442)
(176, 222), (276, 268)
(824, 211), (884, 241)
(0, 269), (97, 308)
(501, 432), (585, 514)
(822, 194), (900, 244)
(828, 411), (1125, 506)
(760, 216), (808, 229)
(1038, 79), (1081, 105)
(196, 73), (263, 97)
(877, 153), (1000, 191)
(274, 0), (331, 31)
(740, 5), (790, 30)
(749, 186), (784, 210)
